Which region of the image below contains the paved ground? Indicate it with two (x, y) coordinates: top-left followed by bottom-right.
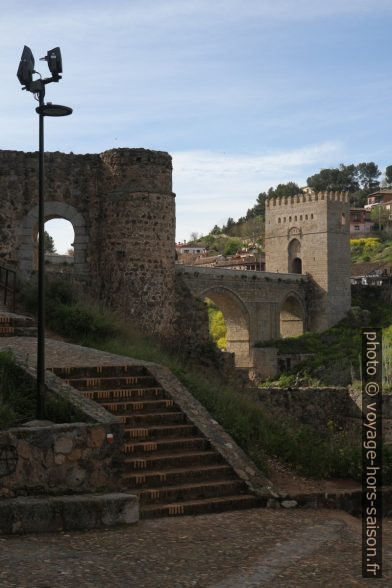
(0, 508), (390, 587)
(1, 335), (391, 586)
(0, 336), (152, 369)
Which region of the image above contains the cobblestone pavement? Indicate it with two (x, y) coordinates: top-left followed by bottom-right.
(0, 509), (390, 587)
(0, 337), (153, 369)
(1, 337), (390, 586)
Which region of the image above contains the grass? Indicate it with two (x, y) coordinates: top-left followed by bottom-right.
(0, 348), (89, 429)
(0, 350), (35, 428)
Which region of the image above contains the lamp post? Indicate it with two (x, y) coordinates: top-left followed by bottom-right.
(17, 46), (72, 418)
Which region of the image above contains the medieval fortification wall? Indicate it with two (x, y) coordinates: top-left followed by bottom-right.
(0, 148), (176, 335)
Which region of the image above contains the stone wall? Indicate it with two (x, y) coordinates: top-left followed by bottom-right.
(0, 358), (123, 498)
(0, 148), (176, 336)
(255, 386), (362, 430)
(0, 422), (123, 498)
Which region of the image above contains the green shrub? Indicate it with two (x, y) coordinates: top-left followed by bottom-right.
(48, 303), (121, 342)
(0, 351), (35, 428)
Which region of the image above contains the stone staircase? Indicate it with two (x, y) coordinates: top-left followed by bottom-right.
(0, 310), (37, 337)
(51, 364), (261, 518)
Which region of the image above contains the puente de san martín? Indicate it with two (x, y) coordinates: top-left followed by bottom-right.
(0, 147), (351, 378)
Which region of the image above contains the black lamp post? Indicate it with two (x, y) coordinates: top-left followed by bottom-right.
(17, 46), (72, 418)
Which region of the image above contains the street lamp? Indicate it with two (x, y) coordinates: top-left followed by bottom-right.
(17, 45), (72, 418)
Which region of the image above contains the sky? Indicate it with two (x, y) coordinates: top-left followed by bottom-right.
(2, 0), (392, 252)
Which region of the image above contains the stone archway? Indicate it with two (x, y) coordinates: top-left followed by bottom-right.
(288, 238), (302, 274)
(280, 293), (305, 338)
(202, 286), (251, 368)
(16, 202), (88, 275)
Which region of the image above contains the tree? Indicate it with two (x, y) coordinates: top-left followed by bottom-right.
(44, 231), (56, 254)
(210, 225), (222, 235)
(307, 164), (358, 192)
(224, 238), (242, 256)
(270, 182), (302, 199)
(357, 162), (381, 190)
(225, 218), (235, 235)
(385, 165), (392, 187)
(370, 205), (390, 230)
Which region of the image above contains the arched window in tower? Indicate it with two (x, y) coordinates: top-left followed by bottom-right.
(288, 238), (302, 274)
(341, 212), (346, 225)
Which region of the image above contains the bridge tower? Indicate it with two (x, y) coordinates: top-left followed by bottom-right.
(265, 191), (351, 332)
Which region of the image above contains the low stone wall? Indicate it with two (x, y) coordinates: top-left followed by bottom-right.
(251, 347), (278, 380)
(349, 388), (392, 418)
(0, 422), (123, 498)
(255, 387), (362, 430)
(0, 356), (123, 498)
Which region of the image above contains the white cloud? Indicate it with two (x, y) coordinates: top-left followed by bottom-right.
(173, 141), (344, 240)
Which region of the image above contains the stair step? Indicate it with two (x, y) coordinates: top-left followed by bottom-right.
(0, 326), (15, 336)
(66, 375), (159, 390)
(123, 436), (210, 455)
(124, 424), (197, 439)
(101, 398), (176, 412)
(13, 326), (37, 337)
(82, 387), (168, 402)
(119, 412), (186, 426)
(124, 464), (234, 488)
(124, 450), (223, 471)
(140, 494), (261, 518)
(51, 365), (149, 379)
(139, 479), (246, 504)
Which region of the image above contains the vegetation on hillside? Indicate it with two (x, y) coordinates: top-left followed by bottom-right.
(255, 286), (392, 390)
(350, 235), (392, 264)
(206, 298), (227, 350)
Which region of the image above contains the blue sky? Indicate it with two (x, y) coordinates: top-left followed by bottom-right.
(2, 0), (392, 250)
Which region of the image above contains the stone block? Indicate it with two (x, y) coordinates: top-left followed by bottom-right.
(0, 493), (139, 534)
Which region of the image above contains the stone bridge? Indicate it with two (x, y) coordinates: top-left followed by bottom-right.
(177, 265), (308, 373)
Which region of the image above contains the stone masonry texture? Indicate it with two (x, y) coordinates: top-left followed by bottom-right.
(0, 148), (176, 336)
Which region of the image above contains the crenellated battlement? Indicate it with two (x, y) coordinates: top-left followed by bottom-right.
(265, 191), (349, 208)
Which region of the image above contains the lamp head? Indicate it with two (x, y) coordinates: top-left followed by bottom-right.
(42, 47), (62, 79)
(17, 45), (35, 89)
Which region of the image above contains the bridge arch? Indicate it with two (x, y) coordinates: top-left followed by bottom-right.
(201, 286), (251, 368)
(16, 201), (88, 275)
(280, 291), (305, 338)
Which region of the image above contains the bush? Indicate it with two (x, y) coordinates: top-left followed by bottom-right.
(48, 303), (121, 342)
(0, 351), (35, 428)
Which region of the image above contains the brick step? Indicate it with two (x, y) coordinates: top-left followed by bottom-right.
(140, 494), (261, 519)
(101, 398), (176, 413)
(123, 436), (210, 455)
(124, 424), (197, 440)
(51, 365), (149, 379)
(139, 479), (247, 505)
(119, 412), (186, 426)
(82, 387), (168, 402)
(64, 375), (159, 390)
(124, 464), (235, 488)
(124, 450), (223, 471)
(0, 326), (15, 336)
(0, 315), (35, 327)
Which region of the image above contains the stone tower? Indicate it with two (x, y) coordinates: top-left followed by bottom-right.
(264, 191), (351, 331)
